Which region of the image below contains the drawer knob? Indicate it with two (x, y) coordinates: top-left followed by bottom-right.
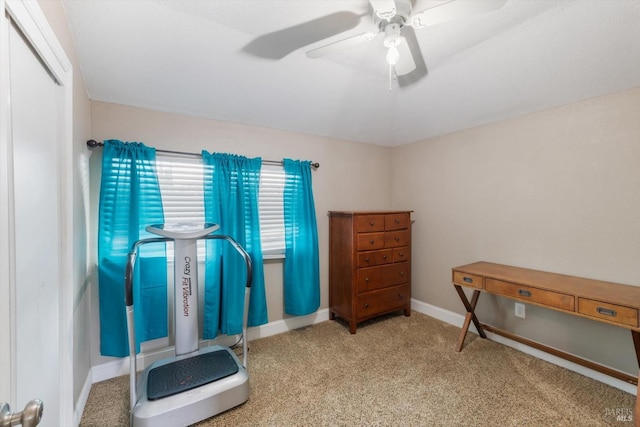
(369, 239), (375, 244)
(399, 271), (404, 276)
(398, 294), (403, 299)
(369, 221), (374, 226)
(365, 277), (369, 282)
(398, 252), (404, 257)
(596, 307), (617, 317)
(518, 289), (532, 297)
(394, 236), (400, 241)
(395, 219), (400, 224)
(382, 255), (387, 259)
(463, 277), (473, 283)
(365, 257), (370, 262)
(364, 303), (369, 308)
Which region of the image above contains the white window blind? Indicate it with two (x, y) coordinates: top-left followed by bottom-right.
(156, 156), (205, 224)
(155, 156), (206, 258)
(155, 155), (286, 257)
(259, 164), (286, 256)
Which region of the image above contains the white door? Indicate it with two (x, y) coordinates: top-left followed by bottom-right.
(0, 1), (73, 425)
(10, 13), (61, 425)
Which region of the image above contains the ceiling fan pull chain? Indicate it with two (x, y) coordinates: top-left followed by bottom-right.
(388, 64), (397, 91)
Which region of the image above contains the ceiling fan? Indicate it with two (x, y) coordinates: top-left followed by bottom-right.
(242, 0), (507, 89)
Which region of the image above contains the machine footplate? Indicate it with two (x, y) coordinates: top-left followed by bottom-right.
(147, 350), (240, 400)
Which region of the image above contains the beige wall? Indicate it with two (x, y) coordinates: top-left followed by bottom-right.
(89, 100), (394, 366)
(392, 87), (640, 375)
(34, 0), (640, 416)
(37, 0), (93, 414)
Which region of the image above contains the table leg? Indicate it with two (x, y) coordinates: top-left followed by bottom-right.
(632, 331), (639, 427)
(454, 285), (486, 352)
(632, 330), (640, 368)
(636, 379), (639, 427)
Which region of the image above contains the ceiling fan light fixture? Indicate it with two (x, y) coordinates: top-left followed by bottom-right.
(383, 22), (402, 66)
(383, 22), (402, 49)
(383, 34), (401, 48)
(386, 45), (400, 65)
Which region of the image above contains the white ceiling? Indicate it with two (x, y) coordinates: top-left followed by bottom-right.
(62, 0), (640, 147)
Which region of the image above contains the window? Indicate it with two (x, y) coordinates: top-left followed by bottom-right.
(258, 164), (285, 256)
(156, 156), (206, 224)
(155, 155), (285, 258)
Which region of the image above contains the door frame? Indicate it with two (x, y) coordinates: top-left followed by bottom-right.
(0, 0), (73, 425)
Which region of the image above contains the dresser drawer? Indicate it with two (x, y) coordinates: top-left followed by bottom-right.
(384, 230), (410, 248)
(385, 213), (410, 231)
(393, 246), (410, 263)
(485, 279), (574, 311)
(357, 249), (393, 267)
(453, 271), (483, 289)
(578, 298), (638, 328)
(357, 263), (408, 292)
(357, 232), (385, 251)
(356, 215), (385, 232)
(357, 285), (410, 318)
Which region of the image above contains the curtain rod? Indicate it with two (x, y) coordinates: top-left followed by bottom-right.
(86, 140), (320, 169)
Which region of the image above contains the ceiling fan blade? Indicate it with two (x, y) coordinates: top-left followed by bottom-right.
(397, 26), (428, 87)
(409, 0), (507, 29)
(369, 0), (398, 20)
(395, 37), (416, 76)
(242, 11), (362, 59)
(306, 32), (377, 59)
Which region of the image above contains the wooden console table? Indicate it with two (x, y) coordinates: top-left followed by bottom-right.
(452, 262), (640, 391)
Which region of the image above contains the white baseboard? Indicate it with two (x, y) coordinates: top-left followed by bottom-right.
(247, 308), (330, 340)
(90, 308), (331, 384)
(410, 298), (637, 395)
(74, 371), (93, 426)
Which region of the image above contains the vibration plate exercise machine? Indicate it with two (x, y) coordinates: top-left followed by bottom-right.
(125, 223), (252, 427)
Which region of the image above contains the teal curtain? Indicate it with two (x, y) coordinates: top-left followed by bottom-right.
(283, 159), (320, 315)
(98, 140), (167, 357)
(202, 152), (268, 337)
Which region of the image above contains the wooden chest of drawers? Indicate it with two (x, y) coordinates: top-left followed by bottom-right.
(329, 211), (412, 333)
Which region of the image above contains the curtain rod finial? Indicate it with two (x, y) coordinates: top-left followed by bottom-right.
(87, 139), (103, 149)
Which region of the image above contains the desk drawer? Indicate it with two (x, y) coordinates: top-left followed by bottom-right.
(485, 279), (574, 311)
(578, 298), (638, 328)
(453, 271), (483, 289)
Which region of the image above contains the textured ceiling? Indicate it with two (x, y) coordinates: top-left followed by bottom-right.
(62, 0), (640, 147)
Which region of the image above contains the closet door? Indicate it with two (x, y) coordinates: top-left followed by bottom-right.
(10, 18), (61, 427)
(0, 1), (73, 425)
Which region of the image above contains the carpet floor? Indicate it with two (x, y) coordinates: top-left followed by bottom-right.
(80, 311), (636, 426)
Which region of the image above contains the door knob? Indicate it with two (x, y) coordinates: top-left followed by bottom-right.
(0, 399), (43, 427)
